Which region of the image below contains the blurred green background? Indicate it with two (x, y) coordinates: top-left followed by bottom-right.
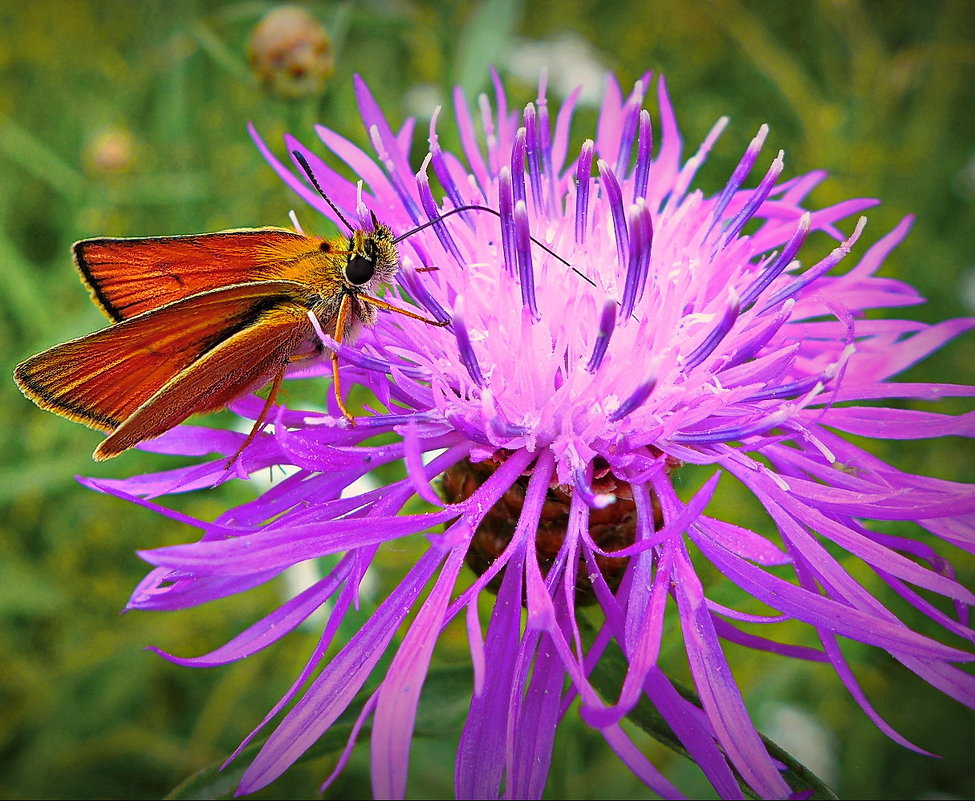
(2, 0), (973, 798)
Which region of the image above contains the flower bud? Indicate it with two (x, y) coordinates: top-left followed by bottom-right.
(82, 126), (136, 175)
(249, 5), (332, 98)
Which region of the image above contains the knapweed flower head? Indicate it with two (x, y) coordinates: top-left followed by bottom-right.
(87, 72), (975, 799)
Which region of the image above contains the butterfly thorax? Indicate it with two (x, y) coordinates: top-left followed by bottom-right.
(299, 221), (400, 335)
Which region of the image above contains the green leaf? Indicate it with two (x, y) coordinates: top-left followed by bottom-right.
(165, 664), (474, 799)
(164, 716), (358, 801)
(415, 663), (474, 736)
(188, 20), (249, 79)
(580, 615), (838, 800)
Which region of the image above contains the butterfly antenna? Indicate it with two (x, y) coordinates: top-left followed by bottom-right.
(393, 204), (598, 291)
(292, 150), (354, 233)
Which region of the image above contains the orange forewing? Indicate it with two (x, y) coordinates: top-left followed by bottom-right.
(14, 280), (314, 435)
(74, 228), (341, 321)
(96, 299), (315, 460)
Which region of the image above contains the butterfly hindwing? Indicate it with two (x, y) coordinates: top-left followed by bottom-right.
(14, 280), (315, 433)
(95, 300), (315, 459)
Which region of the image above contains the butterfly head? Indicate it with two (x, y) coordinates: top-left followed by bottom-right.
(343, 213), (398, 292)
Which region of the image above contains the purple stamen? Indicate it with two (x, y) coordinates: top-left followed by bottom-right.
(723, 302), (793, 368)
(614, 80), (645, 178)
(477, 93), (498, 176)
(511, 127), (527, 207)
(491, 416), (531, 438)
(523, 104), (544, 218)
(632, 110), (653, 203)
(597, 160), (628, 271)
(707, 125), (769, 239)
(452, 86), (490, 199)
(416, 160), (465, 266)
(367, 125), (423, 225)
(671, 409), (788, 444)
(574, 140), (594, 245)
(498, 166), (516, 275)
(739, 213), (810, 310)
(307, 314), (430, 379)
(608, 377), (657, 422)
(683, 295), (741, 370)
(441, 409), (491, 445)
(430, 143), (468, 215)
(452, 308), (486, 388)
(514, 199), (539, 321)
(620, 201), (654, 319)
(400, 234), (435, 273)
(573, 468), (616, 509)
(397, 268), (451, 326)
(665, 117), (728, 214)
(535, 88), (557, 214)
(490, 66), (508, 135)
(762, 217), (866, 310)
(586, 301), (617, 373)
(356, 410), (441, 429)
(720, 151), (785, 248)
(428, 107), (472, 222)
(484, 391), (530, 437)
(746, 373), (825, 402)
(550, 86), (581, 177)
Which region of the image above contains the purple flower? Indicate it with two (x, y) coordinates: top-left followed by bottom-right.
(85, 72), (975, 799)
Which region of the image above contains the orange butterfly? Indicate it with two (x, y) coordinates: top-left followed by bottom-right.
(14, 153), (451, 462)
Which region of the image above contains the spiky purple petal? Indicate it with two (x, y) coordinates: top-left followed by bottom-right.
(90, 72), (975, 801)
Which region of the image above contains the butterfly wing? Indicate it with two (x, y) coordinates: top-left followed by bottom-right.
(95, 300), (316, 459)
(14, 280), (315, 436)
(74, 228), (337, 321)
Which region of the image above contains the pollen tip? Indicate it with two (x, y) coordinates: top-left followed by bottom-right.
(593, 493), (616, 509)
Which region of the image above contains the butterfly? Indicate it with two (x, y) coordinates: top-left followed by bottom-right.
(14, 153), (454, 462)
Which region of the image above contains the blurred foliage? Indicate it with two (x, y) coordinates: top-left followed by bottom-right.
(1, 0), (973, 798)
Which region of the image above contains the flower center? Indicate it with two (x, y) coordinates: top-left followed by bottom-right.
(439, 455), (662, 604)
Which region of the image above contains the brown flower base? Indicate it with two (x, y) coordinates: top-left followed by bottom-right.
(439, 454), (665, 604)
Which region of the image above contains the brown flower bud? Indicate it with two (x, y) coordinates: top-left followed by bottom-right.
(82, 126), (136, 175)
(249, 5), (333, 99)
(440, 454), (668, 604)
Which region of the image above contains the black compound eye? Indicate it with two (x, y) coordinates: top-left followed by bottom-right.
(345, 254), (375, 285)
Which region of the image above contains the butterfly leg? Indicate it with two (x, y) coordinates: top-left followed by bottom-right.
(225, 363), (287, 469)
(331, 293), (355, 424)
(358, 294), (450, 327)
